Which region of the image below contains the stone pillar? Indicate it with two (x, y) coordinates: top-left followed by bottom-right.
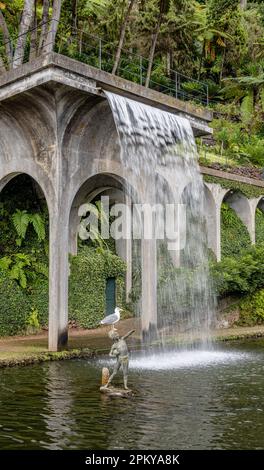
(124, 195), (132, 302)
(140, 195), (157, 340)
(204, 183), (228, 262)
(48, 209), (69, 351)
(214, 203), (222, 262)
(68, 206), (79, 255)
(141, 238), (157, 340)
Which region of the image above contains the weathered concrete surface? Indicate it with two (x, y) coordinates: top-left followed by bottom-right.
(200, 166), (264, 189)
(0, 52), (212, 136)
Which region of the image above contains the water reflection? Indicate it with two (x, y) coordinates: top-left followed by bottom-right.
(0, 341), (263, 450)
(42, 362), (78, 450)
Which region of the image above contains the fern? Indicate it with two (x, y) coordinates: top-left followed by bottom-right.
(12, 210), (46, 243)
(29, 213), (45, 242)
(10, 262), (27, 288)
(12, 210), (30, 239)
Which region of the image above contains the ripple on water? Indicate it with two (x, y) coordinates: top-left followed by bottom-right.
(127, 350), (252, 371)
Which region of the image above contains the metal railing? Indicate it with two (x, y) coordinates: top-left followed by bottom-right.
(0, 20), (209, 106)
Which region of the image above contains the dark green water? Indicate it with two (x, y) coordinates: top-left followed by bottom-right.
(0, 339), (264, 450)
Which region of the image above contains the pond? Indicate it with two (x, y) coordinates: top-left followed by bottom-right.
(0, 339), (264, 450)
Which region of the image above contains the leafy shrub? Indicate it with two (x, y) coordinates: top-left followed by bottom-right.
(0, 269), (30, 336)
(255, 208), (264, 245)
(238, 289), (264, 326)
(211, 243), (264, 297)
(221, 203), (251, 257)
(241, 137), (264, 166)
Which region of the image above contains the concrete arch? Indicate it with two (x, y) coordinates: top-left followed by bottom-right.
(223, 190), (255, 243)
(69, 173), (134, 305)
(0, 167), (54, 217)
(0, 89), (58, 175)
(256, 196), (264, 213)
(255, 196), (264, 244)
(0, 172), (50, 343)
(69, 172), (131, 255)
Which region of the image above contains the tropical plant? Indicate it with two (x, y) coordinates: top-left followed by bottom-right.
(78, 200), (110, 252)
(26, 307), (40, 330)
(12, 209), (45, 246)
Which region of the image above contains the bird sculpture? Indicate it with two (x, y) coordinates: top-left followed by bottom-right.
(100, 307), (122, 330)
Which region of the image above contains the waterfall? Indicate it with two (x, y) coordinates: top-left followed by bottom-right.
(106, 92), (216, 348)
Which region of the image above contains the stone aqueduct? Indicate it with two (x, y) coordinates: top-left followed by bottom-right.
(0, 54), (264, 351)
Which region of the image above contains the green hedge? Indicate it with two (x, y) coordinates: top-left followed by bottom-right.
(0, 247), (126, 336)
(221, 203), (251, 257)
(69, 247), (126, 329)
(29, 277), (49, 326)
(0, 270), (30, 336)
(256, 208), (264, 245)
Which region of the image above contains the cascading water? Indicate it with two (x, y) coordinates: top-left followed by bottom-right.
(106, 92), (216, 349)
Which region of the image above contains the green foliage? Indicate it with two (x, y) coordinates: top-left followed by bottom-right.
(238, 289), (264, 326)
(0, 252), (48, 289)
(12, 210), (30, 240)
(69, 246), (126, 328)
(78, 200), (112, 252)
(0, 253), (31, 288)
(202, 117), (264, 167)
(256, 207), (264, 245)
(29, 277), (49, 326)
(12, 209), (45, 245)
(240, 90), (254, 126)
(26, 308), (40, 330)
(211, 243), (264, 297)
(221, 202), (251, 257)
(0, 269), (30, 336)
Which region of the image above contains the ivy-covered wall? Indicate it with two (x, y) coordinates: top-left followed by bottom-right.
(0, 270), (30, 336)
(256, 208), (264, 245)
(69, 247), (126, 329)
(0, 247), (126, 336)
(221, 203), (251, 257)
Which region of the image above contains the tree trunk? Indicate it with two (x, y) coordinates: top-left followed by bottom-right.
(166, 51), (171, 76)
(112, 0), (136, 75)
(0, 10), (12, 68)
(240, 0), (247, 10)
(38, 0), (50, 54)
(72, 0), (78, 30)
(29, 0), (38, 61)
(0, 54), (6, 74)
(13, 0), (35, 68)
(43, 0), (62, 54)
(219, 48), (226, 83)
(145, 13), (162, 88)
